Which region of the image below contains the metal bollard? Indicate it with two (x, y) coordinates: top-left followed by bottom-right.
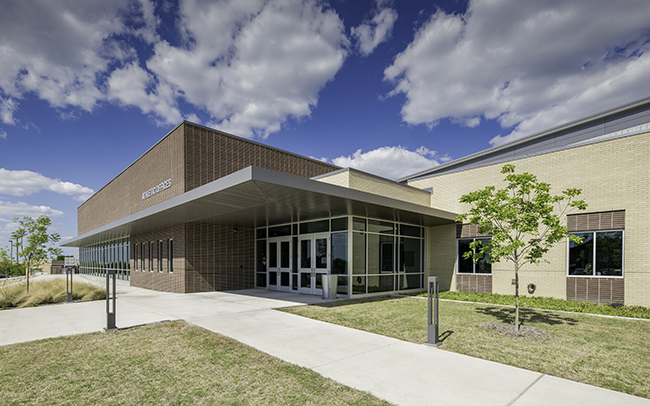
(105, 269), (117, 332)
(427, 276), (441, 346)
(66, 267), (73, 303)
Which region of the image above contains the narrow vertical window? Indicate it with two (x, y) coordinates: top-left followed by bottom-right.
(134, 244), (138, 271)
(141, 243), (146, 271)
(168, 239), (173, 273)
(158, 240), (163, 272)
(149, 242), (153, 272)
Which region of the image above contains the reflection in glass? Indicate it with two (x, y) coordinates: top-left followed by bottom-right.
(301, 239), (311, 269)
(457, 239), (473, 273)
(457, 238), (491, 274)
(352, 217), (366, 232)
(256, 272), (266, 287)
(301, 272), (311, 288)
(353, 232), (366, 274)
(367, 274), (394, 293)
(368, 234), (394, 273)
(331, 232), (348, 274)
(281, 272), (290, 286)
(398, 274), (421, 290)
(337, 276), (349, 295)
(300, 220), (329, 234)
(596, 231), (623, 276)
(316, 238), (328, 269)
(331, 217), (348, 232)
(269, 242), (277, 268)
(568, 232), (593, 275)
(353, 275), (366, 294)
(368, 219), (393, 234)
(280, 241), (290, 268)
(399, 237), (420, 273)
(475, 239), (492, 274)
(269, 271), (277, 286)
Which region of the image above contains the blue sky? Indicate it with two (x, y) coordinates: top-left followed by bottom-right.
(1, 0), (650, 255)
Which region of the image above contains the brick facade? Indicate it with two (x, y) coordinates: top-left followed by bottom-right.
(79, 122), (338, 293)
(413, 130), (650, 307)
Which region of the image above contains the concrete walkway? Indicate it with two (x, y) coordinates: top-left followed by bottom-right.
(1, 276), (648, 406)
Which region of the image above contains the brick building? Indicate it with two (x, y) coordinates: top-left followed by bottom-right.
(64, 97), (650, 306)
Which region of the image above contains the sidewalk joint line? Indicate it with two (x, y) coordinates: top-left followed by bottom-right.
(506, 374), (545, 406)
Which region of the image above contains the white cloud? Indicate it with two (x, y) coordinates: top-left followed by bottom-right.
(0, 201), (64, 217)
(351, 0), (398, 56)
(0, 0), (348, 137)
(0, 0), (160, 125)
(332, 145), (447, 179)
(384, 0), (650, 146)
(0, 129), (6, 139)
(147, 0), (348, 138)
(0, 169), (94, 202)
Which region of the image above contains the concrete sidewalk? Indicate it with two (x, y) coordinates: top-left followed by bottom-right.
(1, 276), (648, 406)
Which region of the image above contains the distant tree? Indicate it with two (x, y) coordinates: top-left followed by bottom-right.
(0, 248), (12, 275)
(457, 164), (587, 331)
(11, 215), (62, 292)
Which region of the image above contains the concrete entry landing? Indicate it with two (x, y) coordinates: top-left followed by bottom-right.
(0, 275), (647, 406)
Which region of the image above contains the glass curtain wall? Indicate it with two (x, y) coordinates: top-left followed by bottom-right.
(79, 237), (131, 280)
(352, 218), (424, 294)
(256, 216), (424, 297)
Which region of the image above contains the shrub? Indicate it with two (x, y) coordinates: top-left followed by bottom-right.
(0, 278), (105, 309)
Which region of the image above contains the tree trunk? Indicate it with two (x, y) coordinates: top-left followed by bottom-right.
(26, 264), (30, 293)
(514, 263), (520, 332)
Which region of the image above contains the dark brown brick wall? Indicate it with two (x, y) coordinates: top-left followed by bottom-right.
(183, 122), (338, 192)
(78, 124), (186, 235)
(566, 277), (624, 305)
(184, 223), (255, 293)
(456, 274), (492, 293)
(567, 210), (625, 232)
(130, 224), (186, 293)
(456, 224), (491, 238)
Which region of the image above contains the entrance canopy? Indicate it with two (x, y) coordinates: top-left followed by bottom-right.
(63, 166), (458, 247)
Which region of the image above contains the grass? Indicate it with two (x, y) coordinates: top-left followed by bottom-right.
(0, 278), (105, 309)
(281, 295), (650, 399)
(0, 321), (390, 406)
(424, 291), (650, 319)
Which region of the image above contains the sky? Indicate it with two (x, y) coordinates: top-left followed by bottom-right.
(1, 0), (650, 255)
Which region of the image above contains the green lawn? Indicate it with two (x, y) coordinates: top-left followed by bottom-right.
(281, 296), (650, 399)
(0, 321), (391, 406)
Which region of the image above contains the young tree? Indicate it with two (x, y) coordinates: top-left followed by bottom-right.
(457, 165), (587, 331)
(11, 215), (62, 292)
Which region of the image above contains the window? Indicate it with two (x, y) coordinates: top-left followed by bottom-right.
(168, 239), (173, 273)
(568, 231), (623, 277)
(457, 238), (491, 274)
(158, 240), (163, 272)
(141, 243), (146, 271)
(149, 242), (153, 272)
(134, 244), (138, 271)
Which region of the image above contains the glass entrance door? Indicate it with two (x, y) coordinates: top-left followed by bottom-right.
(298, 233), (330, 295)
(268, 237), (292, 291)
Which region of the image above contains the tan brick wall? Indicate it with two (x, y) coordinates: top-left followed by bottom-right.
(425, 224), (457, 291)
(314, 170), (350, 187)
(414, 131), (650, 306)
(78, 124), (185, 234)
(315, 169), (431, 206)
